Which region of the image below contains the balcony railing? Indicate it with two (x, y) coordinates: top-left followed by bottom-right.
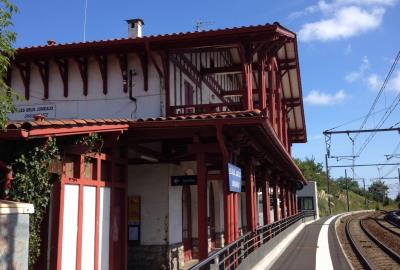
(189, 210), (316, 270)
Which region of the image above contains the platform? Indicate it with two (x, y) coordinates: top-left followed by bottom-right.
(269, 215), (351, 270)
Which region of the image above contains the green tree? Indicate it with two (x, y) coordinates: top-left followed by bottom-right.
(0, 0), (18, 129)
(335, 177), (363, 196)
(294, 157), (328, 190)
(368, 180), (389, 202)
(395, 192), (400, 202)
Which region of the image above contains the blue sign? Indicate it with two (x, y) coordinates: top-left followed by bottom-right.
(228, 163), (242, 193)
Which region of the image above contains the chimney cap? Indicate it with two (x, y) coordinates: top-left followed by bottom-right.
(33, 114), (46, 122)
(126, 18), (144, 26)
(47, 40), (57, 46)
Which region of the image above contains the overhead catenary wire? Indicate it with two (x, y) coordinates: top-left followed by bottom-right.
(354, 51), (400, 155)
(354, 51), (400, 141)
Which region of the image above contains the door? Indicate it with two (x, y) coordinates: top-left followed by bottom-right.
(182, 186), (192, 261)
(208, 184), (216, 248)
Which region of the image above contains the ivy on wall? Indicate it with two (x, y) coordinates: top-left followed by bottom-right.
(75, 133), (104, 161)
(8, 139), (60, 269)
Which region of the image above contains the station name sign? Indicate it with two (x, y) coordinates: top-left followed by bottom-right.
(228, 163), (242, 193)
(171, 175), (197, 186)
(8, 104), (56, 120)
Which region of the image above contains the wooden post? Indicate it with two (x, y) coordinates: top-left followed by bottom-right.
(272, 180), (279, 222)
(197, 152), (208, 260)
(262, 173), (271, 225)
(286, 184), (292, 216)
(258, 52), (266, 112)
(233, 193), (239, 240)
(280, 181), (287, 219)
(245, 162), (257, 231)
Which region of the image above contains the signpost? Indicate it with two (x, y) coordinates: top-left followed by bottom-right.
(228, 163), (242, 193)
(8, 104), (56, 120)
(171, 175), (197, 186)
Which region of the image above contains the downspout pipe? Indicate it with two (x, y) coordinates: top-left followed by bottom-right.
(0, 161), (13, 200)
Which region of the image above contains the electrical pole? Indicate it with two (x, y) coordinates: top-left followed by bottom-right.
(325, 154), (331, 215)
(363, 178), (367, 209)
(345, 169), (350, 212)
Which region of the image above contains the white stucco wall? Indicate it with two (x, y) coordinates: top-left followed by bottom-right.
(10, 54), (162, 121)
(128, 164), (170, 245)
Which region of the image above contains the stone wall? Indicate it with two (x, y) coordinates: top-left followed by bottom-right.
(0, 213), (30, 270)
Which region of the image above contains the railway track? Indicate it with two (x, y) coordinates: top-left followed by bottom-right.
(345, 212), (400, 269)
(375, 213), (400, 238)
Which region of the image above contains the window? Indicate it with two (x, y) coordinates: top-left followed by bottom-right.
(300, 197), (314, 210)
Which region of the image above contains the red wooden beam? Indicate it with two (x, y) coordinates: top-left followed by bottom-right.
(258, 51), (266, 112)
(187, 143), (220, 153)
(95, 55), (108, 95)
(16, 62), (31, 100)
(220, 90), (244, 96)
(55, 58), (69, 98)
(138, 52), (148, 91)
(35, 60), (50, 99)
(161, 52), (171, 115)
(117, 53), (128, 93)
(75, 57), (88, 96)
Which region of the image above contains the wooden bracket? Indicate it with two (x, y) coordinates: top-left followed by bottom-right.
(95, 55), (108, 95)
(55, 58), (69, 97)
(35, 60), (50, 99)
(75, 57), (88, 96)
(117, 53), (128, 93)
(146, 42), (163, 78)
(16, 62), (31, 100)
(138, 52), (148, 91)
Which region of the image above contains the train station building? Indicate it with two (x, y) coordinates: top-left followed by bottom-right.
(0, 20), (307, 270)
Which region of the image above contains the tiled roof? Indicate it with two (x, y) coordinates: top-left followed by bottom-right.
(5, 110), (263, 131)
(6, 118), (132, 131)
(16, 23), (292, 52)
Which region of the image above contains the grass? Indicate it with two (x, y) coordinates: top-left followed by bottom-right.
(318, 185), (398, 217)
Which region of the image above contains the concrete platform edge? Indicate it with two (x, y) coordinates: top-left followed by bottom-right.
(241, 216), (319, 270)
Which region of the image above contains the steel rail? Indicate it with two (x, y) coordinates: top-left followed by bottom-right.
(360, 218), (400, 264)
(345, 216), (374, 270)
(374, 217), (400, 238)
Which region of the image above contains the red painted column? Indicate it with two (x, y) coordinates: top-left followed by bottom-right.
(262, 173), (271, 225)
(233, 193), (239, 240)
(272, 180), (279, 222)
(286, 184), (292, 216)
(223, 177), (231, 245)
(293, 187), (297, 214)
(280, 181), (286, 219)
(197, 152), (208, 260)
(245, 162), (257, 231)
(230, 194), (234, 242)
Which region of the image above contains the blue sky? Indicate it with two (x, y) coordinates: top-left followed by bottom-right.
(11, 0), (400, 197)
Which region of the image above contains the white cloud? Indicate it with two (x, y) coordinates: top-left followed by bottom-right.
(345, 56), (370, 82)
(299, 6), (385, 42)
(304, 89), (348, 105)
(367, 73), (382, 90)
(367, 71), (400, 92)
(388, 71), (400, 92)
(294, 0), (397, 42)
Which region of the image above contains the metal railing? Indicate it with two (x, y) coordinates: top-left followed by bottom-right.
(189, 210), (316, 270)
